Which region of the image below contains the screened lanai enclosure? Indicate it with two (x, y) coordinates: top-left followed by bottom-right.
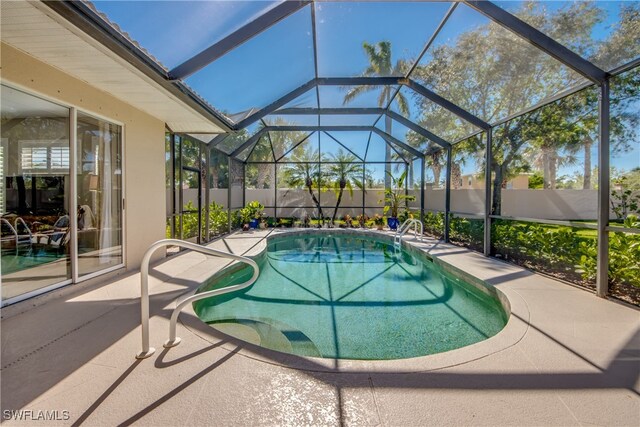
(79, 0), (639, 304)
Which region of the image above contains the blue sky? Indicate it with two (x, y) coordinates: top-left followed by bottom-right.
(93, 0), (281, 68)
(454, 137), (639, 178)
(95, 1), (631, 115)
(95, 1), (638, 174)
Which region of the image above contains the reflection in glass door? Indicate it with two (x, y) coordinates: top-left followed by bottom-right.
(76, 113), (123, 278)
(1, 85), (72, 302)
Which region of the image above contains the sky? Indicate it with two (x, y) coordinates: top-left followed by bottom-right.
(455, 143), (640, 179)
(94, 1), (632, 114)
(94, 1), (638, 175)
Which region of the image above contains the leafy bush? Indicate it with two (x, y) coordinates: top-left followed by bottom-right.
(231, 209), (243, 229)
(608, 216), (640, 287)
(181, 201), (200, 240)
(423, 211), (445, 238)
(491, 217), (640, 295)
(439, 214), (639, 301)
(209, 202), (228, 237)
(491, 219), (596, 284)
(166, 201), (231, 240)
(450, 215), (484, 252)
(244, 201), (264, 220)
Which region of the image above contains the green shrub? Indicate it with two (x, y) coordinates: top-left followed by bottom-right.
(491, 217), (640, 293)
(450, 215), (484, 252)
(231, 210), (243, 229)
(491, 219), (596, 284)
(608, 216), (640, 287)
(167, 201), (232, 240)
(244, 201), (264, 219)
(208, 201), (228, 236)
(181, 201), (200, 239)
(423, 211), (445, 238)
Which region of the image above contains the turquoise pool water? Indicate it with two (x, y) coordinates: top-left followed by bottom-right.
(1, 247), (68, 275)
(194, 234), (507, 360)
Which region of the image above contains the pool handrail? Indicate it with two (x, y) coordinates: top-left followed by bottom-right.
(136, 239), (259, 360)
(394, 218), (423, 246)
(1, 218), (18, 247)
(14, 217), (33, 243)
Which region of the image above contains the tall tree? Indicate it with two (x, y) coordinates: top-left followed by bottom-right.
(343, 41), (409, 188)
(282, 148), (324, 222)
(244, 118), (308, 189)
(326, 149), (363, 223)
(411, 2), (639, 213)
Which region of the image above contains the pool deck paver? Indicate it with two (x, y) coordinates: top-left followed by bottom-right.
(1, 229), (638, 426)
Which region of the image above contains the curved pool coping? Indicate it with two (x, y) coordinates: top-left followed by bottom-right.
(178, 228), (530, 374)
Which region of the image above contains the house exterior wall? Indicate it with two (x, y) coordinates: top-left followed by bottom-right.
(2, 42), (166, 269)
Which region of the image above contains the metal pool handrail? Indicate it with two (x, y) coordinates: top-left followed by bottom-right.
(394, 218), (423, 246)
(1, 218), (17, 237)
(1, 218), (18, 248)
(136, 239), (259, 359)
(14, 217), (32, 242)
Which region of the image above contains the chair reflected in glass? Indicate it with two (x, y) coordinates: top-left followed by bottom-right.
(30, 215), (70, 250)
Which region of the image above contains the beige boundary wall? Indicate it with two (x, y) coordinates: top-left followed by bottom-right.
(240, 188), (603, 220)
(425, 188), (607, 220)
(2, 43), (166, 269)
(230, 187), (604, 221)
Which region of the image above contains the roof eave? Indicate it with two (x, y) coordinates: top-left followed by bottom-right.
(41, 0), (234, 133)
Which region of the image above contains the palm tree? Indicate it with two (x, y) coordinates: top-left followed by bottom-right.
(283, 149), (324, 222)
(249, 118), (307, 188)
(327, 149), (364, 223)
(245, 134), (273, 188)
(343, 41), (409, 189)
(263, 117), (309, 160)
(524, 142), (578, 189)
(426, 148), (445, 187)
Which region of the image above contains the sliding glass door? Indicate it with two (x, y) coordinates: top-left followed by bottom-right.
(0, 85), (124, 305)
(76, 113), (123, 278)
(1, 85), (72, 301)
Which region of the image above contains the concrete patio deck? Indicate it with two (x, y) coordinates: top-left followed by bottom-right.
(1, 229), (638, 426)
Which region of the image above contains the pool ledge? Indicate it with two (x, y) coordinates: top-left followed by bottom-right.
(178, 228), (530, 374)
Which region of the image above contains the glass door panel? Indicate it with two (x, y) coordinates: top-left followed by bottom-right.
(1, 85), (71, 301)
(76, 112), (123, 278)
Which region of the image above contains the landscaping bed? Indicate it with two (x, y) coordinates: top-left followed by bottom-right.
(423, 213), (640, 306)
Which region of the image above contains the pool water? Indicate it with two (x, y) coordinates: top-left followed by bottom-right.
(194, 234), (507, 360)
(1, 247), (68, 275)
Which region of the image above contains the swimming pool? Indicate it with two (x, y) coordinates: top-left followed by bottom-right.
(194, 232), (508, 360)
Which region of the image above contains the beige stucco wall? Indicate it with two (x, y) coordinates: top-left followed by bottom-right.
(1, 42), (166, 270)
(426, 186), (604, 221)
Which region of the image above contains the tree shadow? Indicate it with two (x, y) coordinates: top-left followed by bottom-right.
(71, 360), (142, 427)
(118, 346), (242, 426)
